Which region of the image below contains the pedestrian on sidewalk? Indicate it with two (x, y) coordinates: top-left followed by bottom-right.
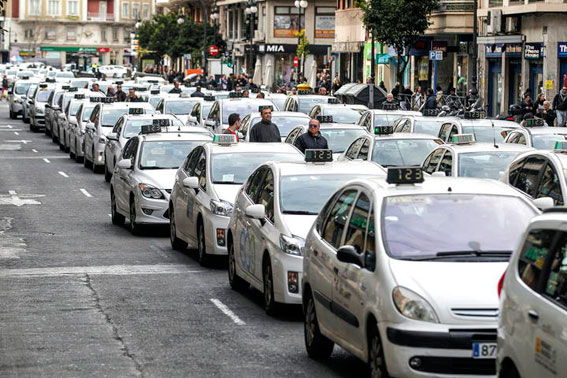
(553, 86), (567, 127)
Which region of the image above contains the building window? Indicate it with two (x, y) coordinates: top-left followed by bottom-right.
(101, 28), (107, 42)
(315, 7), (335, 39)
(142, 3), (150, 19)
(122, 2), (129, 19)
(66, 27), (77, 41)
(132, 3), (140, 20)
(24, 28), (35, 40)
(29, 0), (41, 16)
(45, 27), (57, 40)
(112, 28), (119, 42)
(67, 0), (79, 15)
(48, 0), (61, 15)
(274, 7), (303, 38)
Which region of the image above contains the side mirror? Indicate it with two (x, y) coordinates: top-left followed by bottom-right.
(187, 115), (197, 124)
(85, 122), (95, 130)
(245, 204), (265, 220)
(205, 119), (215, 129)
(182, 176), (199, 189)
(45, 104), (51, 109)
(533, 197), (554, 211)
(106, 132), (118, 141)
(336, 245), (364, 268)
(116, 158), (133, 169)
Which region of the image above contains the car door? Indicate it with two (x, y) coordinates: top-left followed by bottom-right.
(512, 156), (546, 198)
(333, 191), (375, 346)
(186, 148), (208, 244)
(438, 123), (453, 141)
(535, 161), (564, 205)
(356, 138), (371, 161)
(107, 118), (122, 169)
(115, 138), (138, 213)
(177, 148), (201, 239)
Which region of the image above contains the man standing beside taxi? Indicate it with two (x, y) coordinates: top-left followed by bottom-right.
(249, 106), (281, 142)
(223, 113), (241, 140)
(293, 119), (328, 153)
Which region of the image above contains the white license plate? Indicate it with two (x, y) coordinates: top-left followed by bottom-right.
(472, 343), (497, 359)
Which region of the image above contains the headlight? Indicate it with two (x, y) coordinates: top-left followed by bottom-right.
(210, 199), (233, 216)
(98, 135), (106, 144)
(392, 287), (439, 323)
(279, 234), (305, 256)
(139, 183), (164, 199)
(15, 98), (22, 104)
(36, 108), (44, 115)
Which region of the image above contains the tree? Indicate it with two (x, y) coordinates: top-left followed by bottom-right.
(294, 29), (309, 76)
(360, 0), (438, 84)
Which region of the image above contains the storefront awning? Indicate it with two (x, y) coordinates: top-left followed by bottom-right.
(477, 35), (524, 44)
(40, 46), (99, 53)
(217, 0), (247, 5)
(332, 42), (362, 53)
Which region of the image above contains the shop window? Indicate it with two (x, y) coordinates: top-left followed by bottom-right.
(274, 7), (303, 38)
(66, 27), (77, 41)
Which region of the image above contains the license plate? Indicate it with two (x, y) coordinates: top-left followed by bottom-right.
(472, 343), (497, 359)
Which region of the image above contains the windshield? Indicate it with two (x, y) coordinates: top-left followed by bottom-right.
(382, 194), (536, 260)
(17, 71), (34, 77)
(458, 151), (521, 179)
(149, 97), (162, 108)
(52, 92), (64, 106)
(140, 141), (206, 169)
(280, 174), (372, 214)
(101, 108), (130, 127)
(414, 120), (444, 135)
(373, 114), (404, 127)
(532, 134), (567, 149)
(222, 101), (274, 124)
(82, 106), (95, 121)
(123, 118), (183, 138)
(71, 80), (89, 89)
(70, 102), (82, 116)
(462, 126), (514, 143)
(250, 116), (310, 137)
(267, 97), (286, 110)
(36, 90), (53, 102)
(298, 98), (328, 113)
(165, 100), (200, 115)
(56, 72), (74, 78)
(211, 152), (302, 184)
(320, 128), (368, 153)
(15, 83), (31, 95)
(324, 108), (364, 124)
(7, 70), (17, 75)
(372, 139), (441, 167)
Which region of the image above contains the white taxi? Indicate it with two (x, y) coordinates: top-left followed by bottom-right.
(110, 125), (212, 235)
(204, 96), (277, 133)
(240, 111), (311, 141)
(301, 168), (540, 377)
(357, 109), (422, 133)
(504, 117), (567, 149)
(308, 103), (368, 124)
(227, 150), (386, 315)
(169, 136), (303, 266)
(155, 96), (204, 125)
(497, 207), (567, 378)
(437, 116), (521, 144)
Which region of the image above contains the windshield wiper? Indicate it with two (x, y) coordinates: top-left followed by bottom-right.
(140, 166), (171, 170)
(402, 250), (511, 261)
(283, 210), (318, 215)
(213, 181), (240, 184)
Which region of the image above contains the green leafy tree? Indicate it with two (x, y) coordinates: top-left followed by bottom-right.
(360, 0), (438, 84)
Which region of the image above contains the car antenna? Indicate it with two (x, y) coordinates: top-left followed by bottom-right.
(490, 119), (499, 148)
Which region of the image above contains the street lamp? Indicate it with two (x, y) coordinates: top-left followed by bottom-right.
(471, 0), (478, 93)
(294, 0), (307, 80)
(245, 0), (257, 74)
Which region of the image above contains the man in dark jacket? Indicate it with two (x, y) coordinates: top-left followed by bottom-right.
(115, 84), (127, 102)
(294, 119), (328, 153)
(424, 88), (437, 110)
(553, 86), (567, 127)
(249, 107), (281, 142)
(536, 100), (556, 126)
(191, 86), (205, 98)
(169, 81), (182, 93)
(520, 95), (534, 117)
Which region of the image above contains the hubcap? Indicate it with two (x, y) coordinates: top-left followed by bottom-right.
(130, 202), (136, 229)
(305, 298), (316, 346)
(198, 225), (205, 259)
(370, 333), (384, 378)
(170, 214), (176, 243)
(264, 265), (272, 306)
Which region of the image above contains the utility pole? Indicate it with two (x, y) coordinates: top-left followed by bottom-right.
(369, 31), (375, 109)
(471, 0), (478, 92)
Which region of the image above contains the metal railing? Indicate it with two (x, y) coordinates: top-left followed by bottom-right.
(434, 0), (474, 11)
(87, 12), (115, 21)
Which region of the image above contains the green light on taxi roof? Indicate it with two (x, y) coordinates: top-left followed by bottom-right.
(213, 134), (237, 144)
(555, 141), (567, 150)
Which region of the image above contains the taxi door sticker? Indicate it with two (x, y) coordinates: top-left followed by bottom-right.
(239, 228), (256, 275)
(535, 336), (557, 375)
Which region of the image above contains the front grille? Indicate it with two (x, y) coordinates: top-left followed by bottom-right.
(410, 356), (496, 375)
(451, 308), (499, 318)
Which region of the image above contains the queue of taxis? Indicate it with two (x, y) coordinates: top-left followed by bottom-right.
(504, 117), (567, 149)
(240, 110), (311, 141)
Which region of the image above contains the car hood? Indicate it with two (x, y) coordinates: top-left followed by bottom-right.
(281, 214), (318, 239)
(213, 184), (241, 204)
(388, 259), (506, 325)
(136, 169), (177, 190)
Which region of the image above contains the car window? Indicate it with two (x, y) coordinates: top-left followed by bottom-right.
(364, 208), (376, 272)
(508, 158), (525, 186)
(439, 123), (452, 141)
(345, 138), (364, 160)
(438, 150), (452, 176)
(537, 163), (563, 205)
(423, 148), (444, 173)
(122, 138), (138, 160)
(245, 167), (266, 202)
(357, 139), (371, 160)
(185, 147), (202, 173)
(257, 169), (275, 222)
(518, 229), (557, 291)
(514, 156), (546, 197)
(322, 190), (358, 249)
(194, 149), (207, 190)
(344, 193), (371, 253)
(542, 239), (567, 308)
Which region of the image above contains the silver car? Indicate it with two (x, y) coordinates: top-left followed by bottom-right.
(22, 82), (39, 124)
(9, 78), (36, 119)
(29, 83), (55, 132)
(44, 88), (67, 137)
(69, 102), (98, 163)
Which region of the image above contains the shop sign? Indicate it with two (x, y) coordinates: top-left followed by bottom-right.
(524, 43), (543, 59)
(376, 54), (389, 64)
(40, 46), (97, 53)
(505, 44), (522, 57)
(431, 41), (448, 58)
(258, 44), (287, 53)
(485, 44), (502, 58)
(98, 47), (110, 53)
(274, 15), (304, 38)
(558, 43), (567, 58)
(315, 15), (335, 39)
(429, 50), (443, 61)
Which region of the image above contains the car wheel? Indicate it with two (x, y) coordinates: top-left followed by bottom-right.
(169, 208), (188, 251)
(197, 221), (209, 266)
(263, 258), (278, 316)
(52, 131), (58, 143)
(69, 144), (76, 160)
(304, 290), (334, 359)
(59, 132), (65, 151)
(368, 323), (389, 378)
(9, 109), (14, 119)
(30, 122), (36, 132)
(129, 197), (141, 235)
(499, 363), (521, 378)
(228, 240), (248, 291)
(111, 190), (125, 225)
(23, 115), (29, 124)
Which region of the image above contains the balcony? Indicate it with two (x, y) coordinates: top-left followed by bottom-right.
(433, 0), (475, 12)
(427, 0), (473, 34)
(87, 12), (115, 22)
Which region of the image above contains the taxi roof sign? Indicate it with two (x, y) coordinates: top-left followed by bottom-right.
(61, 85), (71, 90)
(374, 126), (394, 135)
(129, 107), (144, 115)
(141, 124), (161, 134)
(153, 119), (171, 126)
(39, 83), (48, 88)
(213, 134), (238, 145)
(74, 93), (85, 99)
(90, 96), (114, 103)
(451, 134), (476, 145)
(382, 102), (398, 111)
(229, 92), (243, 98)
(317, 115), (333, 123)
(464, 111), (483, 119)
(305, 149), (333, 163)
(525, 118), (545, 127)
(554, 141), (567, 150)
(150, 89), (160, 95)
(67, 87), (79, 92)
(204, 95), (216, 101)
(328, 97), (340, 104)
(297, 90), (312, 95)
(422, 109), (439, 117)
(386, 167), (424, 185)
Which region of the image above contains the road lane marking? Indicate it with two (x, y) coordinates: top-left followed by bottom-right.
(14, 131), (19, 135)
(0, 156), (66, 160)
(32, 149), (38, 153)
(210, 298), (246, 325)
(43, 158), (50, 163)
(0, 264), (206, 278)
(58, 171), (69, 178)
(0, 217), (26, 260)
(80, 188), (93, 198)
(0, 191), (44, 207)
(5, 139), (31, 144)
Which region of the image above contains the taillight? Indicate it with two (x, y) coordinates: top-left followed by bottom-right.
(498, 271), (506, 297)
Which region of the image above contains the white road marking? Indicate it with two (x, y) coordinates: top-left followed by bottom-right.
(0, 217), (26, 260)
(0, 125), (13, 129)
(13, 131), (19, 135)
(5, 139), (31, 144)
(108, 214), (112, 217)
(80, 188), (93, 198)
(210, 298), (246, 325)
(0, 191), (44, 207)
(0, 264), (205, 278)
(1, 156), (65, 160)
(58, 171), (69, 178)
(43, 158), (50, 163)
(32, 149), (38, 153)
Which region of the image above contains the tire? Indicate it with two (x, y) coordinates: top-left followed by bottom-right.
(304, 291), (334, 359)
(83, 153), (92, 168)
(111, 190), (125, 225)
(30, 122), (36, 132)
(59, 132), (65, 150)
(368, 323), (389, 378)
(169, 208), (188, 251)
(9, 109), (14, 119)
(499, 363), (521, 378)
(228, 240), (249, 291)
(263, 258), (278, 316)
(23, 115), (29, 124)
(197, 221), (209, 266)
(129, 197), (141, 235)
(69, 145), (76, 160)
(104, 162), (112, 182)
(52, 131), (58, 143)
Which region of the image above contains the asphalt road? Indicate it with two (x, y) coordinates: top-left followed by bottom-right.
(0, 103), (366, 378)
